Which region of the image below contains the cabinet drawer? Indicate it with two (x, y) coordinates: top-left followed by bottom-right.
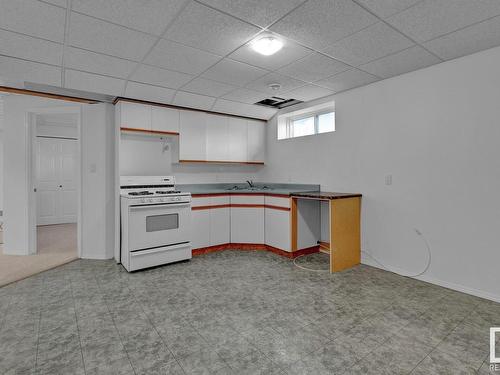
(265, 196), (290, 208)
(191, 197), (211, 208)
(230, 195), (264, 205)
(211, 195), (230, 205)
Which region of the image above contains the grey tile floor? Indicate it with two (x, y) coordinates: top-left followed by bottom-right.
(0, 250), (499, 375)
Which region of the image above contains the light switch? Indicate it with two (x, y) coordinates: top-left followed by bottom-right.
(385, 174), (392, 185)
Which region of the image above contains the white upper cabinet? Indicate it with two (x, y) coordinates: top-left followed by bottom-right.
(227, 117), (248, 162)
(206, 114), (229, 162)
(151, 106), (179, 133)
(247, 119), (266, 162)
(120, 101), (151, 130)
(179, 110), (207, 161)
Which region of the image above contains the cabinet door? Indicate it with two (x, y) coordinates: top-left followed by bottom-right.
(231, 207), (264, 243)
(265, 208), (290, 251)
(227, 117), (247, 162)
(206, 114), (228, 161)
(151, 106), (179, 133)
(179, 110), (207, 160)
(247, 120), (265, 162)
(191, 209), (210, 249)
(120, 102), (151, 130)
(210, 207), (230, 246)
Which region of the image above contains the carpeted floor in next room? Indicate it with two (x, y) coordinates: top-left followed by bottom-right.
(0, 250), (498, 374)
(0, 223), (77, 287)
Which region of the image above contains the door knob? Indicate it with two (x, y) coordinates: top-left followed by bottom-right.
(59, 185), (63, 188)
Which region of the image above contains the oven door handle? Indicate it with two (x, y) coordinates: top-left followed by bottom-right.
(129, 202), (191, 210)
(130, 243), (190, 256)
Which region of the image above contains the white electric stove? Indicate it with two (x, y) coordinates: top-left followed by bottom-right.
(120, 176), (191, 272)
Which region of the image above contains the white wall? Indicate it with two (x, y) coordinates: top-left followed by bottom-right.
(3, 95), (115, 259)
(0, 98), (3, 214)
(263, 46), (500, 302)
(120, 133), (263, 184)
(81, 103), (115, 259)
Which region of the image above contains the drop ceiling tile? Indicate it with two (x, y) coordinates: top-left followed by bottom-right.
(246, 72), (306, 95)
(283, 84), (334, 102)
(65, 47), (137, 79)
(323, 22), (414, 67)
(359, 45), (440, 78)
(71, 0), (187, 36)
(173, 91), (216, 111)
(131, 64), (194, 89)
(277, 53), (350, 83)
(68, 12), (156, 61)
(221, 88), (268, 104)
(42, 0), (67, 7)
(65, 69), (126, 96)
(270, 0), (377, 50)
(0, 56), (61, 86)
(164, 1), (260, 55)
(197, 0), (305, 27)
(202, 59), (268, 87)
(212, 99), (277, 119)
(0, 29), (63, 65)
(0, 0), (66, 42)
(144, 39), (221, 75)
(423, 15), (500, 61)
(229, 34), (313, 71)
(124, 82), (175, 104)
(387, 0), (500, 43)
(315, 68), (378, 92)
(355, 0), (422, 18)
(181, 78), (237, 97)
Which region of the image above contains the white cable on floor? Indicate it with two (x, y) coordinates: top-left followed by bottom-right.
(361, 228), (432, 278)
(292, 253), (330, 272)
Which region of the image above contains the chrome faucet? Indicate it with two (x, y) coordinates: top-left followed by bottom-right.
(246, 180), (254, 188)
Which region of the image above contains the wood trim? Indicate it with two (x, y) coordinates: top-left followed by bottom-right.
(192, 203), (290, 211)
(114, 97), (267, 122)
(319, 241), (330, 254)
(179, 159), (265, 165)
(330, 197), (361, 272)
(0, 85), (98, 104)
(291, 198), (298, 252)
(192, 204), (231, 210)
(191, 192), (290, 199)
(191, 243), (320, 259)
(120, 127), (179, 136)
(265, 205), (290, 212)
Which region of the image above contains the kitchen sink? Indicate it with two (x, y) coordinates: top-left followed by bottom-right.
(225, 185), (273, 191)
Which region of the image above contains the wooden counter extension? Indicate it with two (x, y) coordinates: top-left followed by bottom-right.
(290, 192), (362, 273)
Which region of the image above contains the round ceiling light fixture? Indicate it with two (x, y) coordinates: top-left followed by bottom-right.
(268, 83), (281, 91)
(251, 36), (283, 56)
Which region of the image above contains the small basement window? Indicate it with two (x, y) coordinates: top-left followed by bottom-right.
(277, 103), (335, 140)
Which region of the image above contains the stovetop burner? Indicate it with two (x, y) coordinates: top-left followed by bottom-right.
(129, 191), (154, 196)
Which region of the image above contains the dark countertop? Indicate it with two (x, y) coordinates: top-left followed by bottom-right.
(291, 191), (362, 200)
(177, 183), (320, 196)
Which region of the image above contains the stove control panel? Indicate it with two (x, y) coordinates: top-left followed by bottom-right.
(133, 195), (191, 205)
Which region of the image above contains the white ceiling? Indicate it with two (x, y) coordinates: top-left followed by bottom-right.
(2, 0), (500, 120)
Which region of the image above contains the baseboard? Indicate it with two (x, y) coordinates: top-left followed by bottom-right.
(361, 257), (500, 303)
(192, 243), (320, 259)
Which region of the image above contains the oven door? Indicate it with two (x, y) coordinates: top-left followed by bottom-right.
(128, 202), (190, 251)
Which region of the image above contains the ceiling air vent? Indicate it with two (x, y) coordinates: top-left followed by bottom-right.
(254, 96), (302, 109)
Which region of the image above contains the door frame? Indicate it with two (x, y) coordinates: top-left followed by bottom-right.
(27, 106), (83, 257)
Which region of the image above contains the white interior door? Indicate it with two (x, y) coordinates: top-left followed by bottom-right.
(37, 137), (77, 225)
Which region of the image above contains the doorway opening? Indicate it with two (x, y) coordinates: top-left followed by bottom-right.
(31, 108), (81, 260)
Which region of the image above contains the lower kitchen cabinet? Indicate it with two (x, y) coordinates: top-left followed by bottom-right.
(230, 195), (264, 244)
(191, 209), (210, 249)
(210, 207), (230, 246)
(265, 208), (291, 251)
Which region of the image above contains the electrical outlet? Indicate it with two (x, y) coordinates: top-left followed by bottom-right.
(385, 174), (392, 185)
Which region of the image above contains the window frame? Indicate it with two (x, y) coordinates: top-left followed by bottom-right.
(284, 109), (335, 139)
